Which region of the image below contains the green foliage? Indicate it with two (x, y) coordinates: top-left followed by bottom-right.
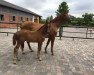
(76, 18), (84, 26)
(89, 22), (94, 27)
(56, 1), (69, 15)
(82, 13), (93, 26)
(40, 15), (53, 24)
(40, 18), (46, 24)
(71, 21), (78, 26)
(46, 15), (53, 22)
(70, 15), (76, 21)
(70, 13), (94, 27)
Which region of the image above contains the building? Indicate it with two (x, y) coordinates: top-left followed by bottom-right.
(0, 0), (41, 28)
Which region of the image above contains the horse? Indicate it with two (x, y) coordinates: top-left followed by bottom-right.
(20, 21), (43, 54)
(13, 22), (49, 64)
(21, 13), (70, 55)
(44, 13), (70, 55)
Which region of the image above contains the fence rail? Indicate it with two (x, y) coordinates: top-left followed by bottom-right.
(0, 21), (21, 24)
(63, 31), (94, 34)
(0, 22), (94, 39)
(0, 22), (21, 35)
(58, 26), (94, 39)
(0, 32), (14, 36)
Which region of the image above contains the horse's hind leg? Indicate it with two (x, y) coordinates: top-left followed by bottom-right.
(13, 43), (20, 64)
(37, 42), (42, 61)
(21, 42), (25, 54)
(45, 38), (51, 53)
(27, 42), (34, 52)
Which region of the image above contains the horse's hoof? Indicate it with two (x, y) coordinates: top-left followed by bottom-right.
(13, 61), (17, 65)
(17, 59), (21, 61)
(39, 58), (42, 61)
(13, 63), (17, 65)
(30, 50), (34, 52)
(22, 52), (25, 55)
(44, 51), (47, 54)
(51, 53), (54, 56)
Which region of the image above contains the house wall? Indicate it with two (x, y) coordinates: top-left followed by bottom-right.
(0, 5), (40, 28)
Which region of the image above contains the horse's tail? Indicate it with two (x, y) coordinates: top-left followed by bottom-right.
(13, 33), (17, 46)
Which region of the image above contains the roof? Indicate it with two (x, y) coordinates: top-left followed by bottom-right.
(0, 0), (41, 17)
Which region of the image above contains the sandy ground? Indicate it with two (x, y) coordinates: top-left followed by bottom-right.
(0, 28), (94, 75)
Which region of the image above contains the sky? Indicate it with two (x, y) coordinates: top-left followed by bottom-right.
(4, 0), (94, 19)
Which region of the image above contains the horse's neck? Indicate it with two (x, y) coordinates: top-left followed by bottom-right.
(51, 15), (63, 27)
(38, 26), (47, 35)
(51, 20), (62, 29)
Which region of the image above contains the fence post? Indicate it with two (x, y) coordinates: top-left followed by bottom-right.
(59, 26), (63, 40)
(17, 24), (18, 31)
(62, 26), (63, 36)
(86, 27), (88, 38)
(7, 32), (8, 36)
(89, 29), (92, 37)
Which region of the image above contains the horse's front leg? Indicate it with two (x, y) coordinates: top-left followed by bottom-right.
(27, 42), (34, 52)
(45, 38), (51, 53)
(37, 42), (42, 61)
(13, 43), (20, 64)
(51, 37), (55, 55)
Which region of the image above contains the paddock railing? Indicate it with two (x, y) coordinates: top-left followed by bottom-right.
(1, 23), (94, 39)
(57, 26), (94, 39)
(0, 22), (21, 36)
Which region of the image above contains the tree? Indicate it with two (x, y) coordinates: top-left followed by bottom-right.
(56, 1), (69, 15)
(82, 13), (93, 26)
(76, 18), (83, 26)
(56, 1), (69, 39)
(40, 18), (46, 24)
(46, 15), (53, 22)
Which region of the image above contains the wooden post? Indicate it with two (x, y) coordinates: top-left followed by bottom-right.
(59, 26), (63, 40)
(7, 32), (8, 36)
(89, 29), (92, 37)
(86, 27), (88, 38)
(17, 24), (18, 31)
(62, 26), (63, 36)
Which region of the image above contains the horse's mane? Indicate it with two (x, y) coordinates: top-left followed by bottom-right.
(37, 23), (47, 31)
(36, 20), (48, 31)
(50, 14), (67, 23)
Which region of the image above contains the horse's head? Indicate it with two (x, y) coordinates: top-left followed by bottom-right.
(61, 13), (70, 22)
(50, 13), (70, 24)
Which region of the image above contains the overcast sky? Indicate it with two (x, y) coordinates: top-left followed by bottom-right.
(5, 0), (94, 19)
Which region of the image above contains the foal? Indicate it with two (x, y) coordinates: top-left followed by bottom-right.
(20, 21), (43, 54)
(13, 23), (48, 64)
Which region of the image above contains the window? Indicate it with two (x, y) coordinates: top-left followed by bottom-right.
(10, 16), (16, 21)
(27, 18), (28, 21)
(21, 17), (23, 21)
(0, 14), (4, 21)
(13, 16), (15, 21)
(20, 17), (23, 21)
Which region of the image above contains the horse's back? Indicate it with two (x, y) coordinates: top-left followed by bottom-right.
(20, 21), (43, 31)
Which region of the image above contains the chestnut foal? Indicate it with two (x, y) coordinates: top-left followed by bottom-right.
(13, 23), (48, 64)
(20, 21), (43, 54)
